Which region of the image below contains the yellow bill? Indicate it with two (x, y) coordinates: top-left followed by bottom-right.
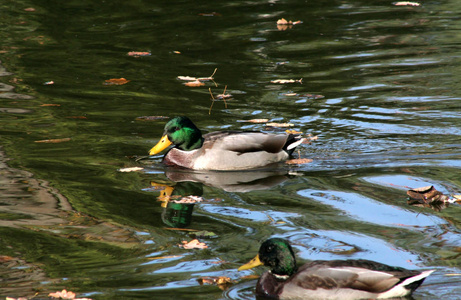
(149, 135), (172, 155)
(238, 254), (263, 271)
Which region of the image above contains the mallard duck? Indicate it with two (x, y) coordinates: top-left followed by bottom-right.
(238, 238), (434, 300)
(148, 116), (304, 170)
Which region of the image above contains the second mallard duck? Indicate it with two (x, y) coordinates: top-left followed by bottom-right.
(239, 238), (434, 300)
(148, 117), (304, 170)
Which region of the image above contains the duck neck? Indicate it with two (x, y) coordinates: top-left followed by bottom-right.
(272, 255), (297, 277)
(181, 134), (203, 151)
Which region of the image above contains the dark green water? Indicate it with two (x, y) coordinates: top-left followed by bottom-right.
(1, 0), (461, 299)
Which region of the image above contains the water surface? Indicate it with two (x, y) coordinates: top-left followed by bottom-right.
(1, 0), (460, 299)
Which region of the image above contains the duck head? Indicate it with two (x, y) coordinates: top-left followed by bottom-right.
(149, 116), (204, 155)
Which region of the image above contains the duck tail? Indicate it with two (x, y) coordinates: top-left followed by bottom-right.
(399, 270), (435, 292)
(377, 269), (434, 298)
(284, 135), (305, 155)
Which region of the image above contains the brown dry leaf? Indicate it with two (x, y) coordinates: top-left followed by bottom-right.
(407, 186), (449, 204)
(241, 119), (269, 123)
(283, 92), (298, 96)
(179, 239), (208, 249)
(6, 297), (28, 300)
(393, 1), (421, 6)
(43, 80), (54, 85)
(127, 51), (151, 57)
(40, 103), (60, 106)
(285, 158), (313, 165)
(184, 80), (205, 87)
(271, 79), (303, 84)
(266, 122), (294, 127)
(173, 50), (181, 54)
(34, 138), (71, 143)
(24, 7), (36, 12)
(103, 78), (130, 85)
(136, 115), (169, 121)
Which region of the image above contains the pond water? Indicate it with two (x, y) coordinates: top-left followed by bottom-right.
(1, 0), (461, 299)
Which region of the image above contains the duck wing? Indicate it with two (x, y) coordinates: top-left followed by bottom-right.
(203, 131), (292, 154)
(291, 259), (425, 293)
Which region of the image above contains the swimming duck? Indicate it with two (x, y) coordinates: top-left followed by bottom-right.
(238, 238), (434, 300)
(148, 116), (304, 170)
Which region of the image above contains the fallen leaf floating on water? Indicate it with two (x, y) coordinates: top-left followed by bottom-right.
(184, 80), (205, 87)
(34, 138), (71, 143)
(178, 68), (217, 82)
(208, 86), (230, 115)
(48, 289), (92, 300)
(285, 129), (303, 134)
(6, 297), (28, 300)
(393, 1), (421, 6)
(285, 158), (313, 165)
(276, 18), (302, 25)
(118, 167), (144, 173)
(198, 276), (234, 290)
(277, 18), (302, 31)
(266, 122), (294, 127)
(239, 118), (269, 123)
(173, 50), (181, 54)
(24, 7), (36, 12)
(406, 185), (456, 211)
(406, 185), (449, 204)
(180, 239), (208, 249)
(43, 80), (54, 85)
(127, 51), (151, 57)
(177, 76), (198, 81)
(103, 78), (130, 85)
(283, 92), (298, 96)
(271, 78), (303, 84)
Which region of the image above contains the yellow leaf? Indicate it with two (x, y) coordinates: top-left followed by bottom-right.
(34, 138), (71, 143)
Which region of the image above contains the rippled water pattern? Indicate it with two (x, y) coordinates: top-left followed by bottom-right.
(1, 0), (460, 299)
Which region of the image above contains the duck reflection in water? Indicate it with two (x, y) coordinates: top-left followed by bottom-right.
(152, 168), (295, 228)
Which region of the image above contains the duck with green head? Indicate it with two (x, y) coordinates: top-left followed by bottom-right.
(149, 117), (304, 170)
(238, 238), (434, 300)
